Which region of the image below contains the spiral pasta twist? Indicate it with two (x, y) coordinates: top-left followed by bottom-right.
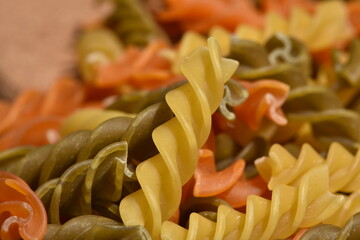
(255, 142), (360, 193)
(62, 102), (174, 163)
(255, 142), (360, 227)
(119, 38), (239, 238)
(36, 141), (135, 224)
(161, 164), (344, 240)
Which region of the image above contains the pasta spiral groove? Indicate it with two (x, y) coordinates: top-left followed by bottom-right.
(119, 38), (239, 238)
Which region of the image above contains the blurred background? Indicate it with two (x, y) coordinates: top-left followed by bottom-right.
(0, 0), (111, 99)
(1, 0), (359, 101)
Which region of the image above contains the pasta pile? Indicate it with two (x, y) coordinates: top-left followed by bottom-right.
(1, 0), (360, 239)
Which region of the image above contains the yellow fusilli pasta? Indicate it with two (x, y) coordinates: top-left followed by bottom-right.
(119, 38), (239, 238)
(256, 143), (360, 227)
(161, 165), (344, 240)
(255, 142), (360, 193)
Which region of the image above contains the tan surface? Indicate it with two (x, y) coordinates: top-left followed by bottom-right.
(0, 0), (111, 100)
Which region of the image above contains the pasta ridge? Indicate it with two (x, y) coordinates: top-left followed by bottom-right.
(255, 142), (360, 193)
(161, 165), (344, 240)
(119, 38), (239, 238)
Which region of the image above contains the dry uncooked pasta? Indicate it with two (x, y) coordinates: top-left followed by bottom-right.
(0, 171), (47, 240)
(119, 38), (238, 238)
(161, 165), (344, 239)
(1, 0), (360, 239)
